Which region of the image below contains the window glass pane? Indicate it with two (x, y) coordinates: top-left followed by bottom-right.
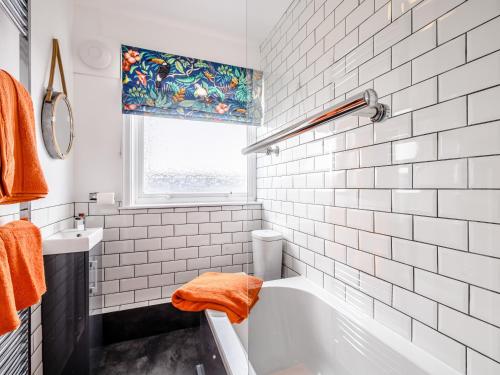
(142, 117), (247, 194)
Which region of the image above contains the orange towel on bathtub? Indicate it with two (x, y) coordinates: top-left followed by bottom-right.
(0, 220), (46, 310)
(0, 70), (48, 204)
(0, 242), (20, 335)
(172, 272), (263, 324)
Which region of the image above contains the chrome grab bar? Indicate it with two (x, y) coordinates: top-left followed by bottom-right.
(242, 89), (388, 155)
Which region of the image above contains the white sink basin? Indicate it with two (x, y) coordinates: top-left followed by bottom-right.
(43, 227), (103, 255)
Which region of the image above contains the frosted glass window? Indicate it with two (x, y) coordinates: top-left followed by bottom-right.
(142, 116), (248, 195)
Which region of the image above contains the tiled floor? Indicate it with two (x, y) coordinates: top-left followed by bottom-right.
(90, 327), (212, 375)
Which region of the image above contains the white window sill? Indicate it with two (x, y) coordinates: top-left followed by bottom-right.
(118, 201), (262, 210)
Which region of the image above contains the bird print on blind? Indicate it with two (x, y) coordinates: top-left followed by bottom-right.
(121, 45), (263, 125)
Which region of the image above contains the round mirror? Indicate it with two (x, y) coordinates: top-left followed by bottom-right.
(41, 91), (74, 159)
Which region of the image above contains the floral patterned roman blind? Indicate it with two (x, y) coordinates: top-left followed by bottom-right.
(121, 45), (263, 125)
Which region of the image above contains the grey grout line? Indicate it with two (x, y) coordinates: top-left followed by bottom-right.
(267, 29), (500, 126)
(284, 241), (500, 331)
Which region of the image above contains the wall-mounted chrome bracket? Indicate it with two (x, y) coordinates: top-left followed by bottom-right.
(371, 104), (390, 122)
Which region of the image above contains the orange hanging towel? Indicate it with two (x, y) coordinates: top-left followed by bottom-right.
(172, 272), (263, 324)
(0, 70), (48, 203)
(0, 220), (46, 310)
(0, 241), (20, 335)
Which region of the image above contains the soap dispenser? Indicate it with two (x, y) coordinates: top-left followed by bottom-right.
(75, 213), (86, 230)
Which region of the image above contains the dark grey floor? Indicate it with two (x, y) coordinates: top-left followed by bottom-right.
(90, 327), (207, 375)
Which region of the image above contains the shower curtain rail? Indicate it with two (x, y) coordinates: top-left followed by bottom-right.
(242, 89), (388, 155)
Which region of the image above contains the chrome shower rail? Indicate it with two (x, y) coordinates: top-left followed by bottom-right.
(242, 89), (388, 155)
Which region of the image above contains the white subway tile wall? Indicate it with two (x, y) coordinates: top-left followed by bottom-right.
(80, 203), (261, 314)
(0, 203), (75, 375)
(258, 0), (500, 370)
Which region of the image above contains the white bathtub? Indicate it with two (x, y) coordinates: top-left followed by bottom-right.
(206, 277), (461, 375)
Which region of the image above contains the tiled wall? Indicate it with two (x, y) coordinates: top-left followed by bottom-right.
(0, 203), (75, 375)
(77, 203), (261, 313)
(257, 0), (500, 373)
(1, 200), (259, 372)
(31, 203), (75, 375)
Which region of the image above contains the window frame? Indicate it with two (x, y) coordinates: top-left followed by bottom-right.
(123, 115), (256, 208)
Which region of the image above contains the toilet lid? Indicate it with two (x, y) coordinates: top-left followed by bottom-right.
(252, 230), (282, 241)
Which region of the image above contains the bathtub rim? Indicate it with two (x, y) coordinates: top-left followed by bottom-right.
(206, 276), (462, 375)
(205, 308), (256, 375)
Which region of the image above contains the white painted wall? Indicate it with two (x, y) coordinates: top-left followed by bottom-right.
(0, 10), (20, 78)
(72, 3), (260, 202)
(30, 0), (75, 209)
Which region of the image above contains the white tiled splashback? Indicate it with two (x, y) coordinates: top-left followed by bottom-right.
(0, 202), (75, 375)
(77, 203), (261, 314)
(257, 0), (500, 373)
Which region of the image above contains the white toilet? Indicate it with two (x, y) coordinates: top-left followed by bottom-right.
(251, 230), (283, 281)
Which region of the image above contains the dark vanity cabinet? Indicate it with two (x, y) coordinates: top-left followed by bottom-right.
(42, 243), (101, 375)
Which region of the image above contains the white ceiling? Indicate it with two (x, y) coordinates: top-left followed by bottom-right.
(76, 0), (293, 46)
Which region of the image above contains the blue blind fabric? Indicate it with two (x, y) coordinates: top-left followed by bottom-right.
(121, 45), (263, 125)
